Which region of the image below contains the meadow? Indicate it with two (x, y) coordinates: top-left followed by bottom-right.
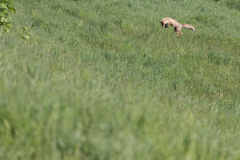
(1, 0), (240, 159)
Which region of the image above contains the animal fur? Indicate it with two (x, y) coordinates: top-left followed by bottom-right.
(160, 17), (195, 37)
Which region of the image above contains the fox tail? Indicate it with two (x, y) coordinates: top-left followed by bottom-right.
(182, 24), (195, 30)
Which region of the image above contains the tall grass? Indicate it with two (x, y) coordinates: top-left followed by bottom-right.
(1, 0), (240, 159)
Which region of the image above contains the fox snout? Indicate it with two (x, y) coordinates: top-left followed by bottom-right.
(160, 21), (164, 28)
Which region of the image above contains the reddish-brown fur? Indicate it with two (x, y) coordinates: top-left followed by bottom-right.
(160, 17), (195, 37)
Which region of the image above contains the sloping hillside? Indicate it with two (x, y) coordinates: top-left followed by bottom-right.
(1, 0), (240, 159)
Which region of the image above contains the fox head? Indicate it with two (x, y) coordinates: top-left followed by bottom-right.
(160, 21), (169, 28)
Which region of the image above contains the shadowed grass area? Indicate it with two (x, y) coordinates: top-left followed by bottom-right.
(1, 0), (240, 159)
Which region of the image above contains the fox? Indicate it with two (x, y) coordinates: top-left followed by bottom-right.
(160, 17), (195, 37)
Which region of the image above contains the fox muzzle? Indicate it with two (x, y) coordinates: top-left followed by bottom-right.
(160, 21), (164, 28)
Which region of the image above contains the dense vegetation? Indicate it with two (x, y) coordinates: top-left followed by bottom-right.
(1, 0), (240, 159)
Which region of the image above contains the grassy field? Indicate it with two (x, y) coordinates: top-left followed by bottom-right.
(1, 0), (240, 159)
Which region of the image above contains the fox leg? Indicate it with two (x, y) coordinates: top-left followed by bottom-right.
(176, 31), (182, 37)
(174, 27), (182, 37)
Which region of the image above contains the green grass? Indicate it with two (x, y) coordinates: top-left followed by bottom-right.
(1, 0), (240, 159)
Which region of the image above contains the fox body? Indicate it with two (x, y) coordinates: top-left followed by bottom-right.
(160, 17), (195, 37)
